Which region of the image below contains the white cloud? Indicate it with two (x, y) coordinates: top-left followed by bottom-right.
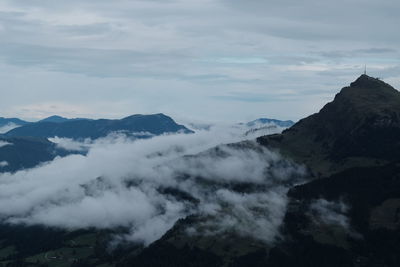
(0, 126), (306, 246)
(49, 137), (92, 152)
(0, 161), (8, 167)
(0, 141), (12, 148)
(0, 123), (22, 134)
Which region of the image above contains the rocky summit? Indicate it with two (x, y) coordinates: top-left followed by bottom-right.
(258, 75), (400, 177)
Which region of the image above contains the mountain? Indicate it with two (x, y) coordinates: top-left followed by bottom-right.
(0, 136), (78, 172)
(0, 117), (30, 133)
(118, 75), (400, 266)
(38, 115), (90, 123)
(252, 75), (400, 266)
(246, 118), (295, 128)
(258, 74), (400, 177)
(6, 113), (193, 140)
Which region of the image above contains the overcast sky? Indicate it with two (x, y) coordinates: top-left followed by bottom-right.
(1, 0), (399, 122)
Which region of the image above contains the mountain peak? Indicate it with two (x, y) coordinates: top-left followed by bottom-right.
(350, 74), (393, 89)
(39, 115), (69, 123)
(258, 75), (400, 177)
(335, 75), (400, 111)
(39, 115), (91, 123)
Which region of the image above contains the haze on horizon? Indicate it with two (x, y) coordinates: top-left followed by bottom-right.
(0, 0), (399, 122)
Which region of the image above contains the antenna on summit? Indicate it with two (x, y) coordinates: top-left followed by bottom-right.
(364, 65), (367, 75)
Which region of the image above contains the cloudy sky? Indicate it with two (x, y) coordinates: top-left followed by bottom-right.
(0, 0), (399, 122)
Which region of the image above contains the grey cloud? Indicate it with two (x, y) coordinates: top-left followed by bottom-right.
(309, 199), (350, 229)
(356, 48), (397, 54)
(213, 91), (306, 103)
(213, 94), (271, 103)
(0, 0), (399, 121)
(222, 0), (400, 46)
(0, 43), (192, 78)
(57, 23), (114, 36)
(378, 65), (400, 79)
(318, 48), (398, 60)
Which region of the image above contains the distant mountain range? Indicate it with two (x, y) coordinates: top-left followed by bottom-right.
(0, 113), (193, 173)
(5, 113), (193, 140)
(38, 115), (91, 123)
(2, 114), (293, 140)
(0, 113), (293, 173)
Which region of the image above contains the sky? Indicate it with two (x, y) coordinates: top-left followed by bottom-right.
(0, 0), (399, 123)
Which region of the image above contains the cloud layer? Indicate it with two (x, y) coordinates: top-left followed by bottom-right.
(0, 126), (305, 245)
(0, 0), (399, 121)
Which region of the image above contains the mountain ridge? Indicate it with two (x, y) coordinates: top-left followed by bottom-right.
(38, 115), (91, 123)
(6, 113), (193, 140)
